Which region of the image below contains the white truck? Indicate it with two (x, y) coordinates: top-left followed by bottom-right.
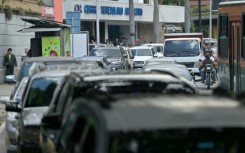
(163, 33), (203, 76)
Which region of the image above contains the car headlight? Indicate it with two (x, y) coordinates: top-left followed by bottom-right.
(7, 117), (17, 128)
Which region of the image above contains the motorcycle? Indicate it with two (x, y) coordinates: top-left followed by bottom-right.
(204, 64), (213, 89)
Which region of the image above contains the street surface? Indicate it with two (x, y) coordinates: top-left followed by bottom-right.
(0, 81), (218, 153)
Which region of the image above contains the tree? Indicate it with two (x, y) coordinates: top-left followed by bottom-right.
(153, 0), (160, 43)
(129, 0), (135, 46)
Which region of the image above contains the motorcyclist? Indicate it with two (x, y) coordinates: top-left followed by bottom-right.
(199, 48), (217, 83)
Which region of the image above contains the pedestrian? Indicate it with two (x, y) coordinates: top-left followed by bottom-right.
(24, 48), (29, 56)
(136, 39), (141, 46)
(66, 51), (71, 57)
(3, 48), (17, 75)
(114, 38), (120, 46)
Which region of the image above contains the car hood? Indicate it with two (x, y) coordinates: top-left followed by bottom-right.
(133, 56), (153, 62)
(22, 107), (49, 126)
(107, 58), (122, 64)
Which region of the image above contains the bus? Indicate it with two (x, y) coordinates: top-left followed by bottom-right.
(218, 1), (245, 95)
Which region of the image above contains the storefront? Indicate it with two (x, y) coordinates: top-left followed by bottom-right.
(63, 0), (185, 44)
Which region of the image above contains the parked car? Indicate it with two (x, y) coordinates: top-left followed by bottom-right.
(130, 46), (157, 69)
(89, 43), (107, 53)
(143, 58), (176, 68)
(141, 43), (164, 57)
(76, 56), (114, 70)
(54, 91), (242, 153)
(5, 77), (28, 153)
(89, 47), (129, 69)
(6, 70), (71, 153)
(10, 56), (78, 99)
(39, 71), (198, 153)
(144, 64), (198, 91)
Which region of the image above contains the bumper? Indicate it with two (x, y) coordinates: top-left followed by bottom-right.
(133, 64), (144, 69)
(187, 68), (200, 75)
(5, 122), (17, 151)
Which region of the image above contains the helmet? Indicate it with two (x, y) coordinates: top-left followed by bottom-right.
(204, 47), (213, 53)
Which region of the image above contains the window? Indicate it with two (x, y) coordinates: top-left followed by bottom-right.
(219, 14), (229, 58)
(242, 13), (245, 59)
(25, 77), (59, 107)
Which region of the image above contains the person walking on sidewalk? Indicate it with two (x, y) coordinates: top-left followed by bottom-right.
(3, 48), (17, 75)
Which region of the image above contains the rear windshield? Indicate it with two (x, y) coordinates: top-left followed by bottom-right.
(25, 77), (60, 107)
(109, 128), (245, 153)
(164, 40), (199, 57)
(131, 49), (152, 56)
(89, 49), (122, 58)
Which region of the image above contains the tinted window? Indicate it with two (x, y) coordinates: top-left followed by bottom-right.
(89, 49), (122, 58)
(219, 14), (229, 59)
(25, 77), (60, 107)
(131, 49), (153, 56)
(109, 128), (245, 153)
(164, 40), (199, 57)
(20, 62), (34, 80)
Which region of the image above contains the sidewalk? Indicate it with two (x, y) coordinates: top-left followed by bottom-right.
(0, 83), (15, 126)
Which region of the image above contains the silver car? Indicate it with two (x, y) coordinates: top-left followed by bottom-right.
(5, 77), (28, 153)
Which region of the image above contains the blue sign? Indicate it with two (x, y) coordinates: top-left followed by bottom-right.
(66, 11), (81, 34)
(74, 4), (143, 16)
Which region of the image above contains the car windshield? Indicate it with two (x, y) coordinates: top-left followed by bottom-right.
(89, 49), (122, 58)
(164, 40), (199, 57)
(25, 77), (60, 107)
(19, 61), (76, 81)
(109, 128), (245, 153)
(131, 49), (152, 56)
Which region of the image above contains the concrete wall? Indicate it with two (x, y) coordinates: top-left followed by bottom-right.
(138, 23), (164, 43)
(0, 13), (34, 84)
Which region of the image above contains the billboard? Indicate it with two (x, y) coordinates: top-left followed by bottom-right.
(42, 36), (61, 57)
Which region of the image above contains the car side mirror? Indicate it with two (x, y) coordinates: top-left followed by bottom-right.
(0, 96), (9, 105)
(6, 101), (21, 112)
(41, 114), (61, 129)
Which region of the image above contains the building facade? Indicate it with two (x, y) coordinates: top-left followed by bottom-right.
(63, 0), (185, 44)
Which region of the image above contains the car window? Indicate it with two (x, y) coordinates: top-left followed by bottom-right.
(25, 77), (60, 107)
(134, 49), (153, 56)
(20, 62), (34, 81)
(89, 49), (122, 58)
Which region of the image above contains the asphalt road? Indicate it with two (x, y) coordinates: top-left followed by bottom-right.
(0, 81), (218, 153)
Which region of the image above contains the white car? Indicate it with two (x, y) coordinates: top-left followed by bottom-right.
(141, 43), (164, 57)
(130, 46), (157, 69)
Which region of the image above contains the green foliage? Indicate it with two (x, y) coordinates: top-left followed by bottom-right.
(161, 0), (185, 6)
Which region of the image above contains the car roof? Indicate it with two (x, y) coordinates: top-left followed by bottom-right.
(77, 56), (104, 61)
(23, 56), (76, 63)
(142, 43), (164, 46)
(130, 46), (152, 49)
(101, 95), (243, 131)
(146, 58), (175, 62)
(145, 64), (187, 69)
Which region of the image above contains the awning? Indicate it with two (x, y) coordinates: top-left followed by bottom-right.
(18, 27), (61, 33)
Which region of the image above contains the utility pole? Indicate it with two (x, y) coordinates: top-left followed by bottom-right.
(153, 0), (160, 43)
(185, 0), (190, 33)
(209, 0), (212, 39)
(198, 0), (202, 32)
(96, 0), (100, 46)
(129, 0), (135, 46)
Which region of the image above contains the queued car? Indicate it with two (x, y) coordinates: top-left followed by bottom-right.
(39, 71), (198, 153)
(89, 47), (129, 70)
(6, 70), (71, 153)
(76, 56), (114, 70)
(130, 46), (157, 69)
(143, 58), (176, 68)
(144, 64), (198, 91)
(141, 43), (164, 57)
(54, 89), (243, 153)
(10, 56), (78, 99)
(5, 77), (28, 153)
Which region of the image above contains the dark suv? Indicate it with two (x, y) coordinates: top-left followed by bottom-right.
(39, 71), (197, 153)
(89, 47), (130, 69)
(53, 88), (244, 153)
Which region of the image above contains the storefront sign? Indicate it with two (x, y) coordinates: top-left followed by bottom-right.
(74, 4), (143, 16)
